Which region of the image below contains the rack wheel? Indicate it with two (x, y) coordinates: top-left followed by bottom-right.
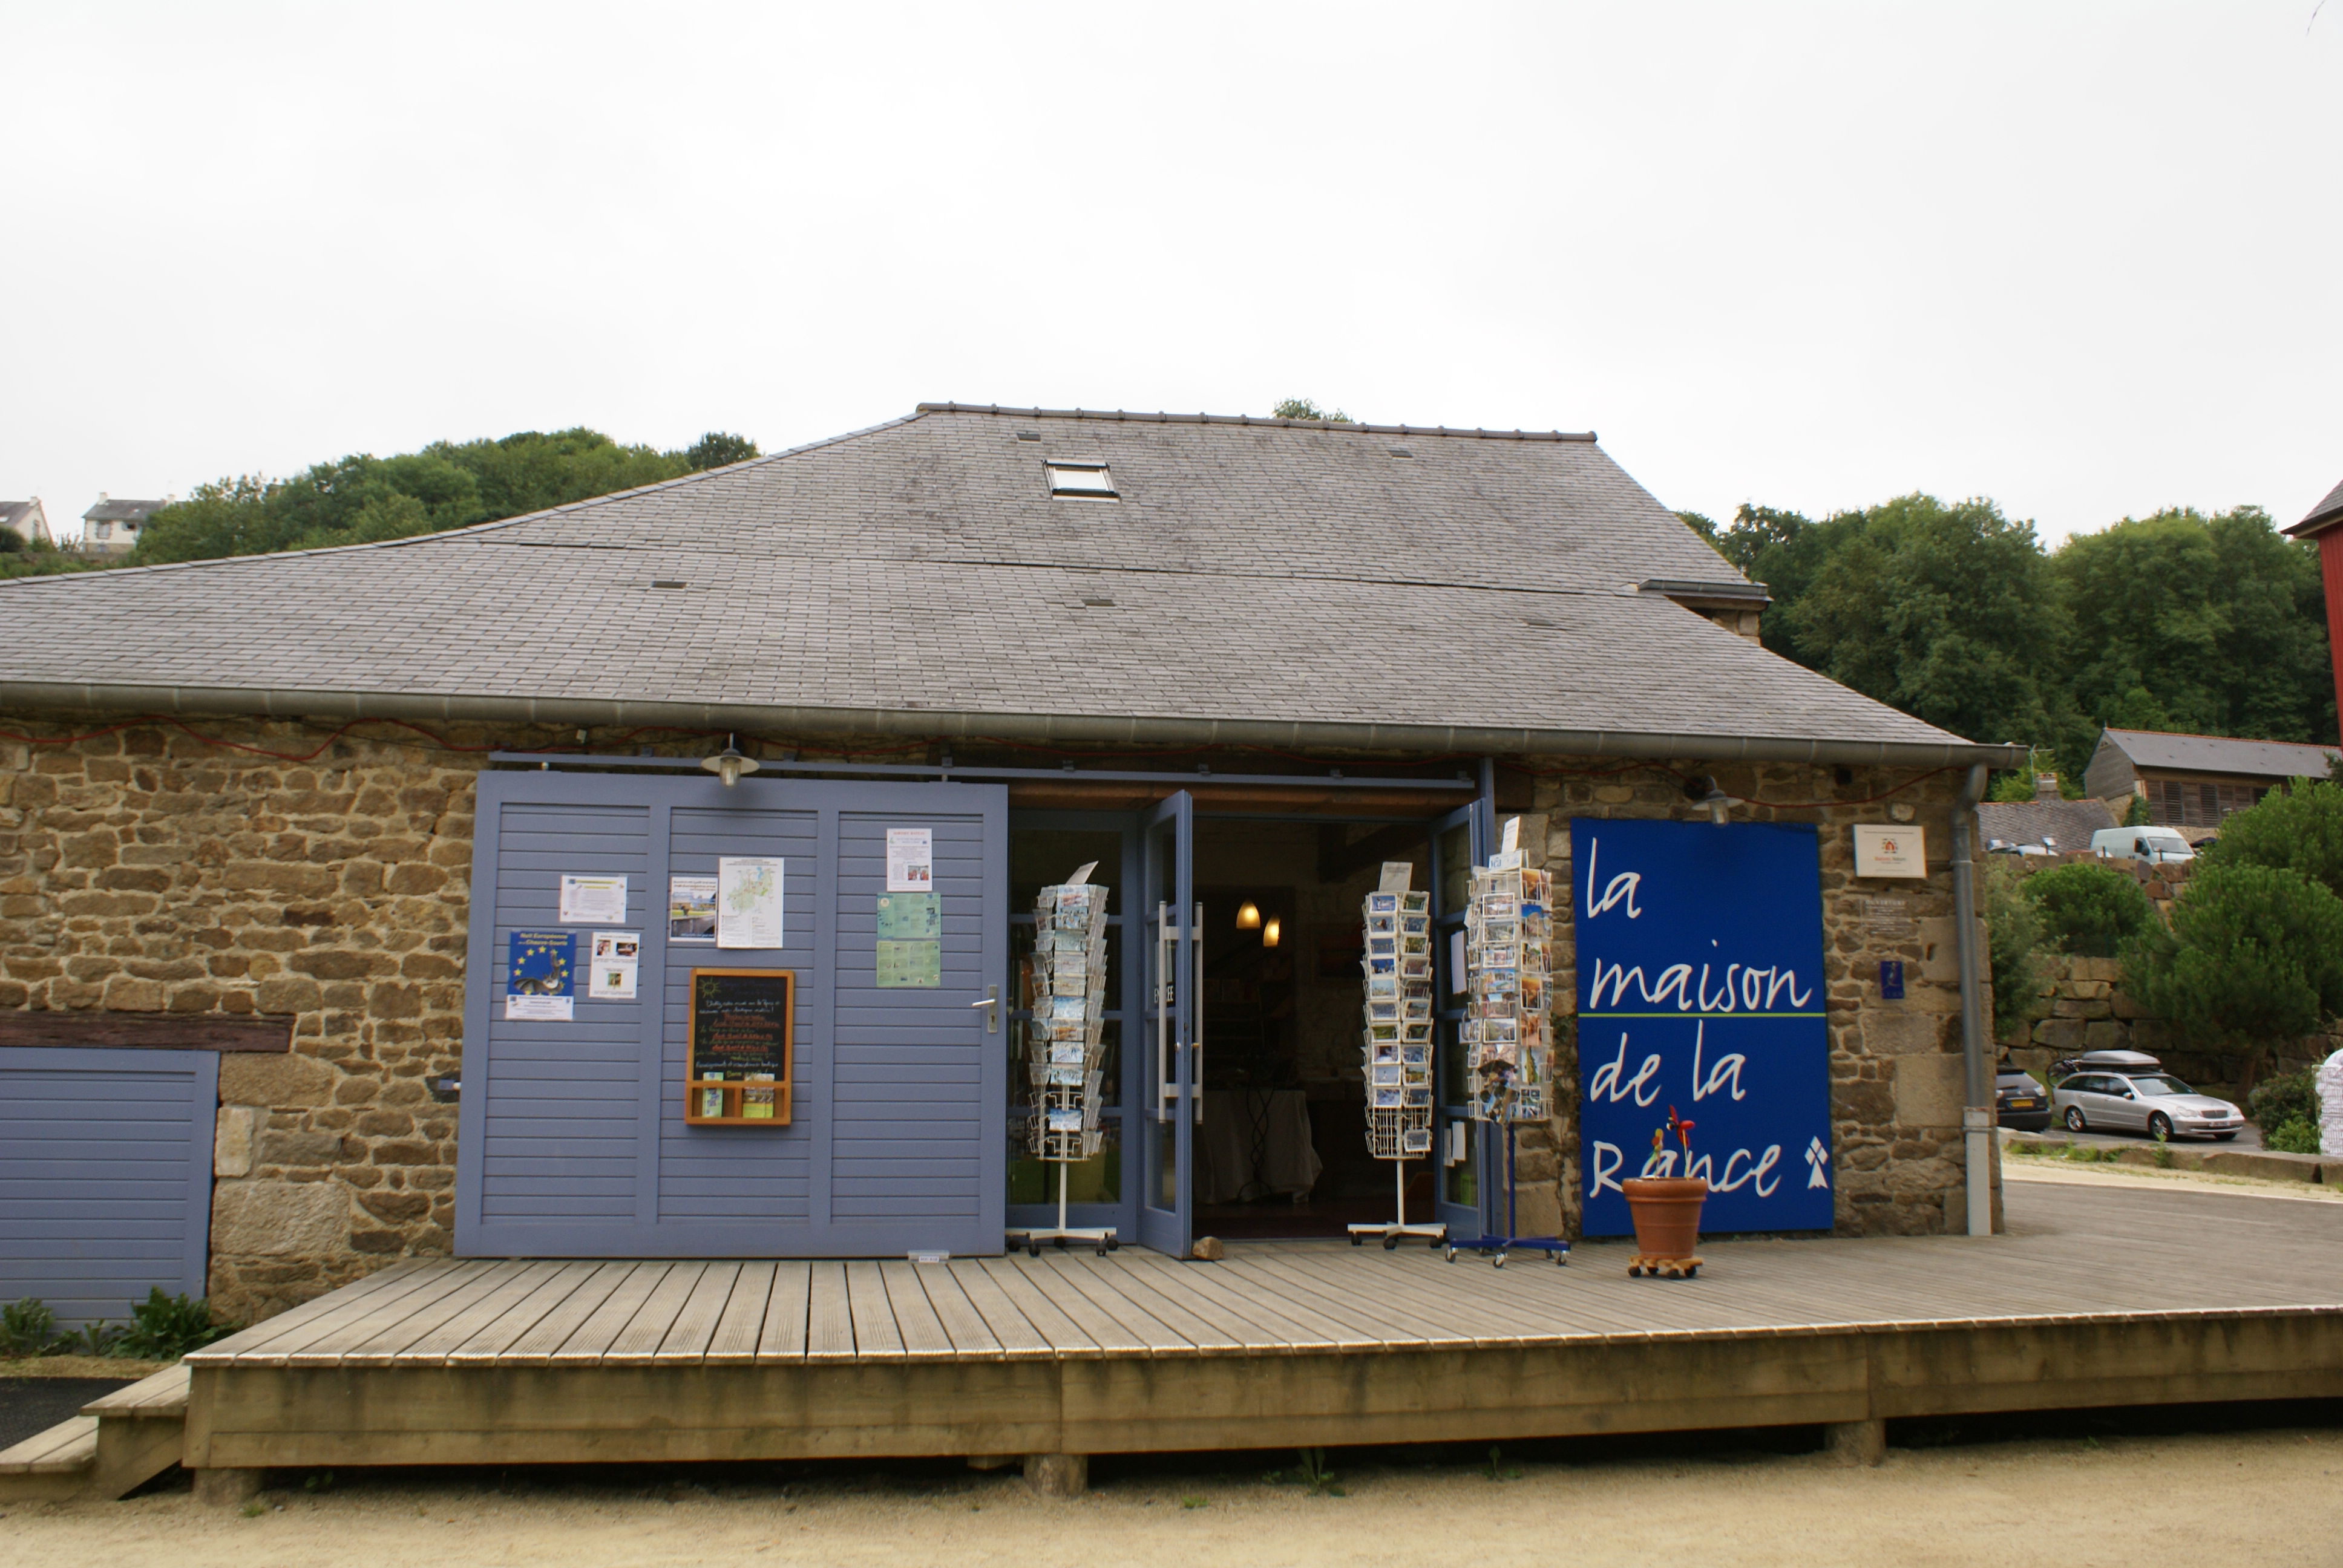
(1106, 1238), (1119, 1252)
(1444, 1247), (1459, 1263)
(1555, 1252), (1567, 1267)
(1429, 1236), (1444, 1250)
(1095, 1244), (1110, 1257)
(1492, 1252), (1507, 1269)
(1026, 1243), (1041, 1258)
(1350, 1233), (1363, 1246)
(1381, 1234), (1400, 1250)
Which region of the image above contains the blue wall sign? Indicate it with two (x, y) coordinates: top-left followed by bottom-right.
(1573, 818), (1832, 1236)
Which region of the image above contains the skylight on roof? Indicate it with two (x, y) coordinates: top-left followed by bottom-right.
(1045, 462), (1117, 500)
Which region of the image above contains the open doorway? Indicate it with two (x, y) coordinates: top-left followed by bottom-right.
(1190, 816), (1435, 1240)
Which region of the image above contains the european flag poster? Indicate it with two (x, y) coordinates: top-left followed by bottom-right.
(1573, 818), (1833, 1235)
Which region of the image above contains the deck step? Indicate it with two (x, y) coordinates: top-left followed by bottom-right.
(0, 1364), (192, 1502)
(0, 1415), (99, 1501)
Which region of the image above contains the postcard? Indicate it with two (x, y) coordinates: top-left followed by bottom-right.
(1367, 893), (1399, 915)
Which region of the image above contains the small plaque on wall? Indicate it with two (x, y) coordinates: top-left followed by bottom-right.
(1851, 823), (1927, 879)
(686, 967), (795, 1126)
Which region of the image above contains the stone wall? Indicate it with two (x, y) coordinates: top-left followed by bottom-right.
(0, 716), (497, 1324)
(1515, 762), (1976, 1239)
(0, 715), (1996, 1325)
(2001, 952), (2335, 1099)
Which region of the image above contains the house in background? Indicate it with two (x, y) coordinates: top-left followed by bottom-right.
(2083, 727), (2341, 834)
(1978, 773), (2115, 853)
(79, 494), (165, 554)
(2286, 476), (2343, 724)
(0, 500), (51, 546)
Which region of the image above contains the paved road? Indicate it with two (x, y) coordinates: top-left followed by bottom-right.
(2024, 1120), (2266, 1151)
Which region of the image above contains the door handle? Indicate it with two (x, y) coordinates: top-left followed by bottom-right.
(970, 985), (998, 1033)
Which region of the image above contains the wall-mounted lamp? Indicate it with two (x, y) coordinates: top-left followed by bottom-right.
(1234, 901), (1261, 930)
(1261, 916), (1281, 949)
(700, 734), (762, 789)
(1682, 773), (1739, 826)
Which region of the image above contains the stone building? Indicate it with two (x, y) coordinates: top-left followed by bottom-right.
(0, 405), (2019, 1325)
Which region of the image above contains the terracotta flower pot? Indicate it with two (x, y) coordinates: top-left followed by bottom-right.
(1622, 1177), (1708, 1259)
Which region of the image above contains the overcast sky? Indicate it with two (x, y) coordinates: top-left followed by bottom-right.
(4, 2), (2338, 545)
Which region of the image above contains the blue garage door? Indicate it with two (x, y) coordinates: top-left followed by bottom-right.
(0, 1047), (216, 1327)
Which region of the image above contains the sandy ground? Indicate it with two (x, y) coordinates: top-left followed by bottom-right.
(2003, 1153), (2343, 1203)
(5, 1426), (2339, 1568)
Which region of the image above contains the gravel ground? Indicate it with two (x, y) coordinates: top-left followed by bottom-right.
(5, 1423), (2338, 1568)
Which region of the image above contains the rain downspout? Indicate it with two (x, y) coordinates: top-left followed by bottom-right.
(1951, 762), (1993, 1236)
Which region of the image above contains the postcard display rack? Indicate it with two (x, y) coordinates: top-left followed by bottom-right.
(1444, 837), (1570, 1267)
(1005, 866), (1120, 1257)
(1347, 866), (1447, 1249)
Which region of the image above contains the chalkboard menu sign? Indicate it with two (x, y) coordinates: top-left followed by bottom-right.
(686, 967), (795, 1126)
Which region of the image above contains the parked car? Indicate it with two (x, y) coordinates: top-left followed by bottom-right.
(2051, 1063), (2243, 1140)
(1994, 1067), (2052, 1131)
(2091, 826), (2195, 865)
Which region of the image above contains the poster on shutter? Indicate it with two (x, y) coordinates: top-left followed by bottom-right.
(506, 930), (577, 1021)
(558, 874), (628, 924)
(885, 828), (934, 892)
(717, 857), (784, 949)
(588, 930), (640, 1000)
(1573, 818), (1832, 1236)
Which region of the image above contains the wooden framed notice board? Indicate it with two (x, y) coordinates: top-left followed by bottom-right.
(686, 967), (795, 1126)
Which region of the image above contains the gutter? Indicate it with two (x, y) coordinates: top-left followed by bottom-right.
(0, 682), (2031, 771)
(1950, 762), (1995, 1236)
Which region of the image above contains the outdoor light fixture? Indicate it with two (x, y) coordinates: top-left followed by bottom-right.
(700, 735), (762, 789)
(1262, 916), (1282, 949)
(1235, 901), (1262, 930)
(1682, 773), (1738, 826)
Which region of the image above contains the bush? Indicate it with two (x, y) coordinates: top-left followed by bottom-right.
(2126, 863), (2343, 1087)
(2024, 860), (2157, 957)
(1982, 860), (2042, 1039)
(2204, 777), (2343, 900)
(1, 1298), (56, 1355)
(113, 1289), (237, 1361)
(2266, 1116), (2322, 1154)
(2248, 1067), (2317, 1133)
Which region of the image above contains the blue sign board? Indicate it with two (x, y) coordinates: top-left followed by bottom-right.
(1573, 818), (1832, 1236)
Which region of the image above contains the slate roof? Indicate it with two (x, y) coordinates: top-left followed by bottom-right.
(0, 405), (2017, 765)
(2098, 728), (2340, 780)
(0, 502), (37, 534)
(80, 498), (163, 523)
(1976, 797), (2116, 851)
(2292, 477), (2343, 538)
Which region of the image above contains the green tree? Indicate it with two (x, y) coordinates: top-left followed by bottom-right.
(1982, 860), (2043, 1040)
(2197, 775), (2343, 901)
(1710, 494), (2065, 753)
(1272, 399), (1351, 422)
(684, 432), (760, 470)
(2023, 861), (2157, 958)
(2126, 862), (2343, 1090)
(2050, 507), (2333, 766)
(133, 428), (711, 565)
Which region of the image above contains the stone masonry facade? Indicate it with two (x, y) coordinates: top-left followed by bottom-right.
(0, 716), (496, 1326)
(0, 715), (1990, 1327)
(1506, 760), (1979, 1240)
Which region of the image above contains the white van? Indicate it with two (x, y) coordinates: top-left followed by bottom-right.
(2091, 826), (2195, 865)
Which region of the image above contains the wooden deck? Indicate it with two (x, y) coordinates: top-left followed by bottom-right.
(180, 1179), (2343, 1471)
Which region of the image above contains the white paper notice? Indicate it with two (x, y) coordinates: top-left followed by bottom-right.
(558, 874), (629, 924)
(717, 857), (785, 949)
(506, 995), (574, 1022)
(588, 930), (641, 1001)
(885, 828), (934, 892)
(1378, 860), (1414, 894)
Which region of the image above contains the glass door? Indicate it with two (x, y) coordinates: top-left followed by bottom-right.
(1430, 797), (1491, 1238)
(1138, 791), (1195, 1256)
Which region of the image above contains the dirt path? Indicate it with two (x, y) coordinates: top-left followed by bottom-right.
(7, 1426), (2337, 1568)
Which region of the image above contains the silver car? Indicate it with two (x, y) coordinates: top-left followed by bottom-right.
(2053, 1070), (2244, 1141)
